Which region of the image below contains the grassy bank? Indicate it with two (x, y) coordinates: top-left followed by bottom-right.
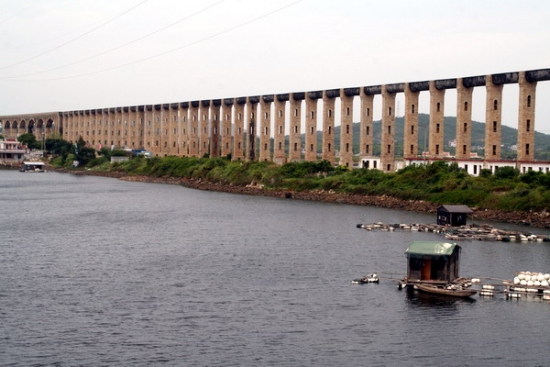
(80, 156), (550, 213)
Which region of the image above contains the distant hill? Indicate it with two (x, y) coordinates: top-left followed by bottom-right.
(308, 114), (550, 160)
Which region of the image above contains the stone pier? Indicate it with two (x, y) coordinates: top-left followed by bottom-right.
(485, 75), (503, 160)
(455, 78), (473, 160)
(322, 89), (338, 165)
(273, 95), (288, 165)
(381, 85), (396, 171)
(259, 95), (272, 162)
(404, 82), (419, 160)
(221, 99), (233, 158)
(518, 71), (536, 162)
(340, 89), (354, 168)
(360, 89), (374, 159)
(232, 98), (245, 161)
(429, 81), (445, 157)
(305, 92), (321, 162)
(288, 93), (303, 162)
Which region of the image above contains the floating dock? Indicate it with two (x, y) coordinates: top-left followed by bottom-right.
(353, 271), (550, 302)
(356, 222), (550, 242)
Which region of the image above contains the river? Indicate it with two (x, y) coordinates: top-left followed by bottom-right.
(0, 170), (549, 367)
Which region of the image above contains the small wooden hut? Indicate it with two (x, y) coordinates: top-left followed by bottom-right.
(405, 241), (461, 285)
(436, 205), (472, 226)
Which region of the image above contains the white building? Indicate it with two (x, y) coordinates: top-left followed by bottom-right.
(359, 155), (550, 176)
(0, 139), (27, 165)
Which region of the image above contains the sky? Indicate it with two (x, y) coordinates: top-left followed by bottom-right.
(1, 0), (549, 133)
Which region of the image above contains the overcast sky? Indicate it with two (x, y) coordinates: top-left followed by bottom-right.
(1, 0), (549, 133)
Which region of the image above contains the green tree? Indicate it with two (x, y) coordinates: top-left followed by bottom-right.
(74, 137), (96, 166)
(46, 138), (73, 156)
(494, 166), (519, 180)
(17, 133), (40, 149)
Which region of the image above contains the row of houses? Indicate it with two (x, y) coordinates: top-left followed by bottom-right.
(360, 155), (550, 176)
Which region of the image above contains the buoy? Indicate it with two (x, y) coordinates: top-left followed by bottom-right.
(471, 278), (480, 283)
(480, 290), (494, 296)
(520, 280), (527, 286)
(527, 280), (534, 287)
(518, 273), (526, 280)
(506, 292), (521, 299)
(541, 280), (549, 287)
(482, 284), (495, 290)
(513, 277), (520, 285)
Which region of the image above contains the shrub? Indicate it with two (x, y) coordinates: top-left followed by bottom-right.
(494, 166), (519, 180)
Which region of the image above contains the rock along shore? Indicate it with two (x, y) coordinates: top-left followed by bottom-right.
(61, 168), (550, 229)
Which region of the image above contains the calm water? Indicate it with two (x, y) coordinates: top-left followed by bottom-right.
(0, 170), (549, 367)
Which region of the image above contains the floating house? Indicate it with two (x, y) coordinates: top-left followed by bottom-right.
(405, 241), (461, 285)
(436, 205), (473, 226)
(19, 161), (46, 172)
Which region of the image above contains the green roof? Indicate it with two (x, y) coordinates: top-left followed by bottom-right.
(405, 241), (459, 257)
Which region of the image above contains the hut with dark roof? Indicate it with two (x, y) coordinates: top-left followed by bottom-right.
(436, 205), (473, 226)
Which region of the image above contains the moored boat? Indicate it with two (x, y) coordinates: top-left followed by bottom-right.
(414, 283), (477, 298)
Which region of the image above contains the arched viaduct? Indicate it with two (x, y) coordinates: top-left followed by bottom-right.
(0, 112), (60, 142)
(1, 68), (549, 172)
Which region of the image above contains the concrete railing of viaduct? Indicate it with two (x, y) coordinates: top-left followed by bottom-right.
(1, 68), (549, 169)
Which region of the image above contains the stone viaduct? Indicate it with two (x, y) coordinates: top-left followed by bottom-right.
(1, 68), (549, 171)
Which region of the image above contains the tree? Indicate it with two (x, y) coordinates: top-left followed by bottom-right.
(74, 136), (96, 166)
(17, 133), (40, 149)
(46, 138), (73, 156)
(494, 166), (519, 180)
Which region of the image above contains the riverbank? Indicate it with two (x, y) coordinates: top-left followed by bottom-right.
(58, 168), (550, 229)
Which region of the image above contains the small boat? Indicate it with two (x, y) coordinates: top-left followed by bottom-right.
(19, 161), (46, 172)
(414, 283), (477, 298)
(351, 273), (379, 284)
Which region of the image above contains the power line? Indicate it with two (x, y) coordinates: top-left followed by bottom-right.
(9, 2), (155, 52)
(10, 0), (305, 82)
(0, 0), (150, 72)
(0, 0), (226, 80)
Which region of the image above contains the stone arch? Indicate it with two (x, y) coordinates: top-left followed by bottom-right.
(4, 121), (10, 137)
(46, 118), (54, 135)
(37, 119), (44, 134)
(28, 120), (35, 135)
